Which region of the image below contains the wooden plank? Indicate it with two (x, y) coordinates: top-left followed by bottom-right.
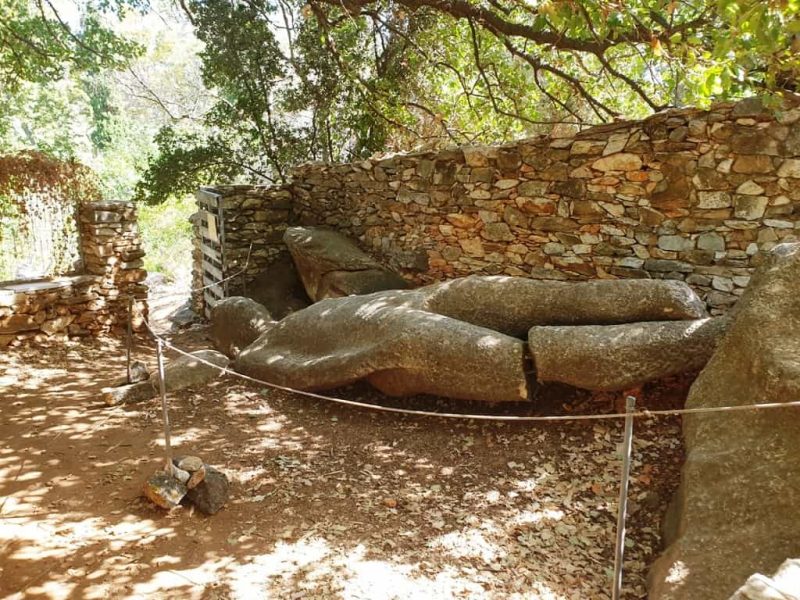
(202, 261), (224, 282)
(196, 189), (221, 209)
(205, 212), (218, 242)
(202, 272), (223, 288)
(204, 287), (222, 302)
(202, 276), (224, 298)
(203, 290), (219, 319)
(200, 244), (222, 263)
(199, 222), (222, 242)
(218, 203), (228, 295)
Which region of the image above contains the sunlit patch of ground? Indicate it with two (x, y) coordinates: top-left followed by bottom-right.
(0, 329), (685, 599)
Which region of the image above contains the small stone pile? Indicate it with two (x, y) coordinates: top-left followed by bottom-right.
(143, 455), (230, 515)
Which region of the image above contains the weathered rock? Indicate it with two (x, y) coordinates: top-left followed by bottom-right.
(210, 297), (275, 358)
(0, 314), (39, 334)
(737, 559), (800, 600)
(592, 153), (643, 172)
(648, 243), (800, 600)
(729, 558), (800, 600)
(186, 466), (206, 490)
(528, 318), (729, 391)
(171, 465), (191, 484)
(777, 159), (800, 178)
(110, 359), (151, 389)
(103, 380), (156, 405)
(175, 455), (204, 472)
(40, 315), (75, 336)
(184, 465), (229, 515)
(128, 360), (150, 383)
(244, 253), (310, 319)
(143, 472), (187, 509)
(284, 226), (409, 301)
(169, 304), (197, 329)
(235, 287), (529, 402)
(420, 276), (708, 337)
(153, 349), (229, 392)
(235, 275), (707, 401)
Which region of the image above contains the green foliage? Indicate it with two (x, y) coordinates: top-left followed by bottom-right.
(0, 0), (145, 91)
(135, 0), (397, 203)
(0, 151), (99, 280)
(137, 127), (242, 204)
(2, 0), (798, 208)
(137, 193), (194, 282)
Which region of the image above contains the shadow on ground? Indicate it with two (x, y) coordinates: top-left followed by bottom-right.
(0, 328), (687, 599)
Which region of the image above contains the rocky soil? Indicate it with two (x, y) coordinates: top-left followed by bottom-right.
(0, 328), (686, 599)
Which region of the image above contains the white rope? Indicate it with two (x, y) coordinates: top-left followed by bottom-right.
(146, 242), (254, 303)
(141, 318), (800, 423)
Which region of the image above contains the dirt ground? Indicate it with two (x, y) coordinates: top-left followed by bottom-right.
(0, 324), (687, 600)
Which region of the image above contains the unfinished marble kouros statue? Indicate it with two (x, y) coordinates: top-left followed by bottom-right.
(231, 276), (720, 402)
(208, 226), (728, 402)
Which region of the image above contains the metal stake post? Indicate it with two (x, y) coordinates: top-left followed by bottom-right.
(612, 396), (636, 600)
(156, 339), (173, 473)
(126, 295), (133, 384)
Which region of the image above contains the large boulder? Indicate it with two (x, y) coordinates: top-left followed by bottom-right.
(153, 349), (230, 392)
(528, 317), (729, 391)
(648, 243), (800, 599)
(235, 288), (529, 403)
(244, 254), (310, 319)
(209, 297), (275, 358)
(284, 226), (409, 301)
(421, 276), (707, 337)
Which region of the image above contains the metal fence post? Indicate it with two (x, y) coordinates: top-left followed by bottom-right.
(612, 396), (636, 600)
(126, 295), (133, 384)
(156, 339), (173, 473)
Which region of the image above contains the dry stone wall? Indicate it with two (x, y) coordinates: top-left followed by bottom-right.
(0, 201), (148, 347)
(194, 98), (800, 315)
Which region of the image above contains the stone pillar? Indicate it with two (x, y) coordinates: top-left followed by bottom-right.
(78, 201), (148, 333)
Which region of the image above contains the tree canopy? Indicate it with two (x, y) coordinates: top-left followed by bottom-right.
(1, 0), (798, 203)
(0, 0), (144, 89)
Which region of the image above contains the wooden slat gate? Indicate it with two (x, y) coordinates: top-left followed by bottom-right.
(196, 187), (228, 318)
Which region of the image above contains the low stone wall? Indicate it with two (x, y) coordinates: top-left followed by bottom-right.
(193, 98), (800, 315)
(0, 200), (148, 347)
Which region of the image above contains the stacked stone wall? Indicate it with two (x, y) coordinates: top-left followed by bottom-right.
(0, 200), (148, 347)
(194, 98), (800, 315)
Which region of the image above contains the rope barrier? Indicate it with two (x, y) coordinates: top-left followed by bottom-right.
(140, 317), (800, 423)
(137, 305), (799, 599)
